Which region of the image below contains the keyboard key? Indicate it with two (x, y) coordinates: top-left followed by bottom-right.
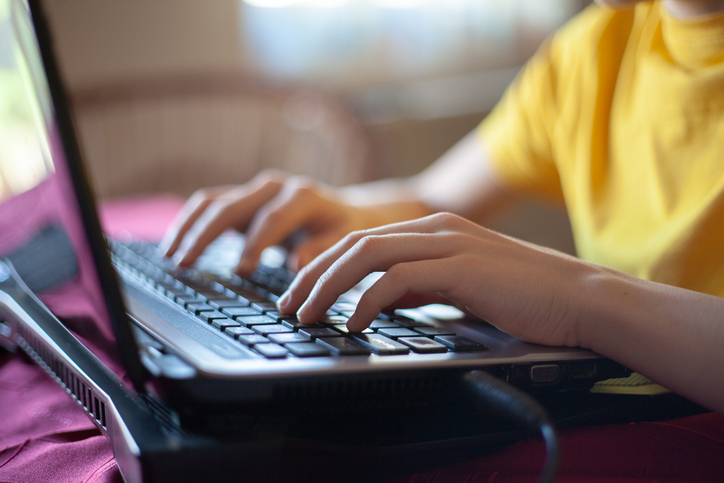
(252, 324), (293, 336)
(176, 294), (206, 306)
(209, 280), (232, 293)
(320, 315), (349, 326)
(143, 267), (166, 283)
(433, 335), (488, 352)
(256, 263), (282, 277)
(221, 287), (245, 300)
(398, 337), (448, 354)
(276, 313), (300, 321)
(299, 328), (342, 339)
(368, 320), (399, 330)
(179, 280), (208, 294)
(222, 307), (261, 318)
(162, 286), (188, 298)
(377, 328), (419, 339)
(331, 302), (356, 312)
(211, 318), (241, 330)
(225, 326), (254, 338)
(255, 271), (287, 292)
(268, 332), (311, 344)
(238, 334), (269, 346)
(282, 319), (324, 330)
(392, 317), (432, 329)
(254, 343), (288, 359)
(236, 315), (278, 327)
(236, 292), (266, 304)
(351, 334), (410, 355)
(250, 271), (273, 287)
(199, 310), (230, 322)
(251, 301), (278, 313)
(195, 290), (228, 301)
(187, 302), (217, 314)
(154, 282), (178, 294)
(209, 299), (249, 310)
(275, 269), (295, 284)
(286, 342), (330, 358)
(265, 278), (287, 295)
(220, 283), (266, 302)
(316, 337), (370, 356)
(251, 287), (271, 300)
(332, 325), (373, 335)
(413, 327), (456, 337)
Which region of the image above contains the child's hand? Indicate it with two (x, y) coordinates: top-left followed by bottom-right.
(160, 170), (374, 274)
(279, 212), (593, 348)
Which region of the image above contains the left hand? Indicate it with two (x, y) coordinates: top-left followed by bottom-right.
(278, 212), (596, 348)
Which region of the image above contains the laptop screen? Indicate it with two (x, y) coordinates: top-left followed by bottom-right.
(1, 0), (142, 382)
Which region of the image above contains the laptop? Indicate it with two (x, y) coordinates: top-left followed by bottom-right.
(0, 0), (630, 480)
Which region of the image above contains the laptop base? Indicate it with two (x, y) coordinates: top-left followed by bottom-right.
(2, 268), (705, 482)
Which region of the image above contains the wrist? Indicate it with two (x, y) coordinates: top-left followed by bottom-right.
(575, 265), (666, 371)
(574, 265), (638, 352)
(341, 180), (435, 227)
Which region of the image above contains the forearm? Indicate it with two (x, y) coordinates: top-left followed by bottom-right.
(411, 131), (513, 223)
(579, 268), (724, 414)
(340, 131), (512, 227)
(340, 178), (434, 226)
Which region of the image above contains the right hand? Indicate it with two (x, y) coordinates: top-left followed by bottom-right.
(160, 170), (377, 274)
(279, 212), (585, 346)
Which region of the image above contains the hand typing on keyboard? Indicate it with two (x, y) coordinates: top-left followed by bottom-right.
(159, 169), (415, 275)
(278, 212), (584, 348)
(158, 130), (724, 415)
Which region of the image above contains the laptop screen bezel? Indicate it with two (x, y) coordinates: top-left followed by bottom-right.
(20, 0), (148, 392)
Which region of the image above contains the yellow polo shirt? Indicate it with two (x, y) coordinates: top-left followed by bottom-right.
(479, 2), (724, 297)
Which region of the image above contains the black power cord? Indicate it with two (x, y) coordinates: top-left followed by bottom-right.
(463, 370), (560, 483)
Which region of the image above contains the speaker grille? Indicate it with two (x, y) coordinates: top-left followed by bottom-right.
(17, 325), (107, 430)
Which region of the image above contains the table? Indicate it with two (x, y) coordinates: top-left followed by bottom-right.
(1, 195), (723, 482)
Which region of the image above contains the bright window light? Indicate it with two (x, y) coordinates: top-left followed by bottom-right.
(244, 0), (350, 8)
(238, 0), (581, 89)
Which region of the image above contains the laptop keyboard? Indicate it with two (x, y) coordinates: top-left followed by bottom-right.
(109, 238), (487, 359)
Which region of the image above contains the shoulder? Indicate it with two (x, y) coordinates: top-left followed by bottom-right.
(529, 3), (657, 119)
(546, 4), (640, 72)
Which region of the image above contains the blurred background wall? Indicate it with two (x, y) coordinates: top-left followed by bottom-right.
(2, 0), (591, 253)
(43, 0), (588, 174)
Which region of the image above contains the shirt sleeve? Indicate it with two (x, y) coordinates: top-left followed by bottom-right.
(477, 37), (565, 203)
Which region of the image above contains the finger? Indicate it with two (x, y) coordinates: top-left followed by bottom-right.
(159, 186), (234, 257)
(293, 232), (461, 323)
(287, 230), (349, 272)
(282, 211), (483, 310)
(277, 229), (370, 315)
(289, 212), (480, 295)
(174, 181), (283, 266)
(347, 259), (458, 331)
(278, 212), (480, 314)
(236, 181), (331, 273)
(383, 292), (452, 310)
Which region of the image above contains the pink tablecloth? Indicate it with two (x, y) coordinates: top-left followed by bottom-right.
(1, 195), (723, 483)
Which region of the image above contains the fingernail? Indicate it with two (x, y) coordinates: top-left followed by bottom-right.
(277, 291), (291, 311)
(297, 299), (312, 322)
(171, 252), (186, 267)
(347, 314), (361, 332)
(157, 240), (170, 255)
